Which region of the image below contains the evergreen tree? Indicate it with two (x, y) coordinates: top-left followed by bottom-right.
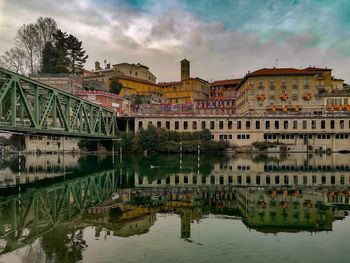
(41, 30), (70, 74)
(66, 34), (88, 75)
(41, 42), (57, 73)
(52, 30), (70, 73)
(109, 79), (123, 94)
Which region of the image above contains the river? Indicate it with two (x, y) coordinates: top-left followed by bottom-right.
(0, 152), (349, 262)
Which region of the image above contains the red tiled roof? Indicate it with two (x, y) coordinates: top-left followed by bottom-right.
(211, 78), (242, 87)
(236, 67), (320, 89)
(249, 68), (316, 77)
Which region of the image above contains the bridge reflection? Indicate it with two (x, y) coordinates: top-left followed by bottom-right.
(1, 153), (350, 260)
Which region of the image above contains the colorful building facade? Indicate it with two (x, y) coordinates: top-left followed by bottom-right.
(235, 67), (345, 116)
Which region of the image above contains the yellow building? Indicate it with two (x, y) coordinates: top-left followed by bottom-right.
(113, 75), (163, 98)
(158, 59), (209, 104)
(159, 77), (210, 104)
(235, 67), (345, 116)
(82, 61), (164, 103)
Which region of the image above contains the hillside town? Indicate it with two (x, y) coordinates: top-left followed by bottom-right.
(25, 58), (350, 152)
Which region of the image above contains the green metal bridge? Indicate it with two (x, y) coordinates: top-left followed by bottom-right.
(0, 67), (118, 138)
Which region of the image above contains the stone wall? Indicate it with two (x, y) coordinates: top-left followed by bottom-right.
(25, 135), (80, 153)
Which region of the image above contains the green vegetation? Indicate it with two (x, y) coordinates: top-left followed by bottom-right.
(79, 126), (229, 153)
(42, 29), (88, 74)
(252, 141), (286, 152)
(0, 17), (88, 75)
(109, 79), (123, 94)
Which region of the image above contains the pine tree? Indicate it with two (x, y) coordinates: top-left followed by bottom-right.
(66, 34), (88, 75)
(41, 30), (69, 74)
(53, 30), (69, 73)
(41, 42), (57, 73)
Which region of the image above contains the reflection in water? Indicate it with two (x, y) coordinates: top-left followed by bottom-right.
(0, 153), (350, 262)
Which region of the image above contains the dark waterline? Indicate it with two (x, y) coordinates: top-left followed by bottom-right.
(0, 152), (350, 262)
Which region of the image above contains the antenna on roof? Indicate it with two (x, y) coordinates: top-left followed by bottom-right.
(275, 58), (278, 68)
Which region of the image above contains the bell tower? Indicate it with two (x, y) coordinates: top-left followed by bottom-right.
(181, 58), (190, 81)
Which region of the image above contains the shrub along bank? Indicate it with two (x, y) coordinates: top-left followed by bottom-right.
(79, 125), (229, 153)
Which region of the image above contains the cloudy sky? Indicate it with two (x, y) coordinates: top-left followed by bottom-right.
(1, 0), (350, 82)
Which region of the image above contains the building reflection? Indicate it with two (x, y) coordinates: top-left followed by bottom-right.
(1, 153), (350, 260)
(77, 185), (350, 240)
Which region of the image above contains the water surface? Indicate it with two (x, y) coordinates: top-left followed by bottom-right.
(0, 153), (350, 262)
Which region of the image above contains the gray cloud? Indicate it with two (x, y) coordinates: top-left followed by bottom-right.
(1, 0), (350, 83)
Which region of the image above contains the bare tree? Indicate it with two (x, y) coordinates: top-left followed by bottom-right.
(0, 47), (28, 74)
(34, 17), (58, 69)
(16, 23), (38, 74)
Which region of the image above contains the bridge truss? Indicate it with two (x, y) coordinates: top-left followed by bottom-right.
(0, 67), (118, 138)
(0, 170), (117, 254)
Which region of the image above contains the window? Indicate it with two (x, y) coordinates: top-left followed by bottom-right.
(331, 176), (335, 184)
(266, 176), (271, 185)
(184, 121), (188, 130)
(228, 121), (233, 129)
(284, 120), (288, 129)
(175, 121), (179, 130)
(293, 120), (297, 129)
(293, 176), (298, 185)
(237, 121), (242, 129)
(219, 121), (224, 129)
(246, 176), (251, 184)
(265, 120), (270, 129)
(321, 120), (326, 129)
(284, 176), (289, 185)
(237, 134), (241, 139)
(312, 120), (316, 129)
(138, 121), (143, 129)
(201, 121), (206, 129)
(193, 121), (197, 130)
(303, 176), (307, 185)
(157, 121), (161, 128)
(256, 176), (261, 185)
(246, 120), (251, 129)
(247, 134), (250, 139)
(312, 175), (317, 184)
(302, 120), (307, 129)
(256, 120), (260, 129)
(330, 120), (335, 129)
(210, 121), (215, 129)
(274, 120), (279, 129)
(340, 120), (344, 129)
(166, 121), (170, 129)
(228, 176), (233, 184)
(275, 176), (280, 184)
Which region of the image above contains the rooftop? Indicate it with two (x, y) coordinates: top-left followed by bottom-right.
(211, 78), (242, 87)
(249, 68), (316, 77)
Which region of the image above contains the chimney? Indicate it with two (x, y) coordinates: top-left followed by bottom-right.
(106, 63), (111, 69)
(95, 61), (101, 71)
